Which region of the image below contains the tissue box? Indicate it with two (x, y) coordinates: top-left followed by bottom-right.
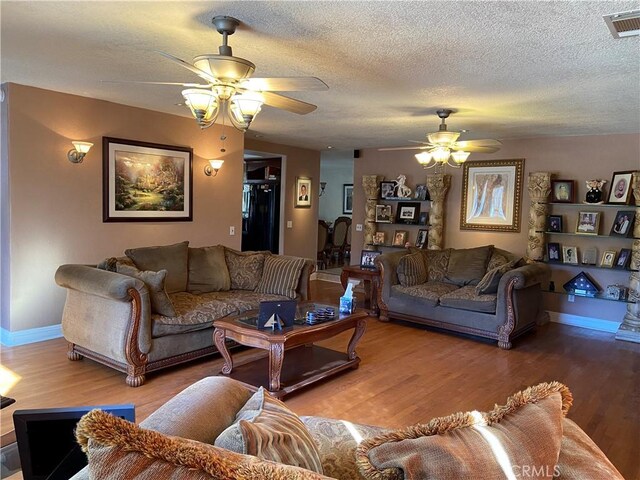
(340, 295), (357, 314)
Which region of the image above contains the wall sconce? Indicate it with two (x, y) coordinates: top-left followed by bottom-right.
(319, 182), (327, 196)
(67, 141), (93, 164)
(204, 159), (224, 177)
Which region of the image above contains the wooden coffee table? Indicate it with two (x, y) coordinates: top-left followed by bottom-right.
(213, 303), (368, 398)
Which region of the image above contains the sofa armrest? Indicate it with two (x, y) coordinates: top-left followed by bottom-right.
(296, 258), (315, 301)
(375, 251), (410, 312)
(55, 264), (153, 358)
(140, 377), (253, 443)
(499, 262), (550, 291)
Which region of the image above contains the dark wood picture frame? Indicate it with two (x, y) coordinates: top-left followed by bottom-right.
(609, 210), (635, 237)
(103, 137), (193, 222)
(607, 171), (634, 204)
(395, 202), (421, 225)
(547, 215), (563, 232)
(615, 248), (632, 269)
(380, 181), (396, 199)
(551, 180), (575, 203)
(547, 242), (561, 262)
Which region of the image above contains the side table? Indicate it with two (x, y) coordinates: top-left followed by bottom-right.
(340, 265), (380, 316)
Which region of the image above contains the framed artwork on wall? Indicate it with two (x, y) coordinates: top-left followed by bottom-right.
(102, 137), (193, 222)
(607, 171), (634, 204)
(343, 184), (354, 214)
(460, 159), (525, 232)
(295, 177), (312, 208)
(550, 180), (575, 203)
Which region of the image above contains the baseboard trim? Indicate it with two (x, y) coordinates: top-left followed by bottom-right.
(548, 311), (621, 333)
(0, 324), (63, 346)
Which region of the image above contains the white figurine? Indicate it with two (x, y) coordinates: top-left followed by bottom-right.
(395, 174), (412, 198)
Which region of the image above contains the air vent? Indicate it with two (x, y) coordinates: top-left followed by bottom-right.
(604, 9), (640, 38)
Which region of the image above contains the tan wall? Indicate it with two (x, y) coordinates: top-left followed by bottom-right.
(353, 133), (640, 323)
(5, 83), (245, 332)
(244, 138), (320, 261)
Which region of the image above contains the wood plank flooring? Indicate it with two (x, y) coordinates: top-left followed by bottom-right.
(1, 280), (639, 478)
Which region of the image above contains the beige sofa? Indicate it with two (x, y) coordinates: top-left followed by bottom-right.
(55, 242), (314, 387)
(72, 376), (623, 479)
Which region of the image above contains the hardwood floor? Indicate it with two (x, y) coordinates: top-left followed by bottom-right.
(1, 280), (639, 478)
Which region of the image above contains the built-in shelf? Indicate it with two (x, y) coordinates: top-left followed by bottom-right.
(375, 222), (429, 227)
(537, 202), (631, 208)
(539, 261), (638, 272)
(543, 290), (637, 304)
(378, 198), (431, 202)
(537, 231), (638, 240)
(365, 244), (412, 249)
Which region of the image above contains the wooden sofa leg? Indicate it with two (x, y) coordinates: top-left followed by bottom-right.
(67, 343), (84, 361)
(497, 339), (512, 350)
(126, 365), (146, 387)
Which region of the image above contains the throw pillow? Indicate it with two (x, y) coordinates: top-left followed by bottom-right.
(475, 258), (520, 295)
(97, 256), (136, 272)
(255, 256), (305, 298)
(116, 264), (176, 317)
(426, 248), (451, 282)
(356, 382), (572, 480)
(125, 241), (189, 294)
(444, 245), (493, 286)
(397, 253), (427, 287)
(224, 249), (267, 290)
(187, 245), (231, 293)
(75, 409), (330, 480)
(215, 388), (324, 474)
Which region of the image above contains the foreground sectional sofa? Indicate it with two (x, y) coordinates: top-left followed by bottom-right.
(55, 241), (314, 387)
(376, 245), (550, 349)
(71, 376), (623, 479)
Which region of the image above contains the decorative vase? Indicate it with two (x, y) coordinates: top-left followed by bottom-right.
(584, 179), (606, 204)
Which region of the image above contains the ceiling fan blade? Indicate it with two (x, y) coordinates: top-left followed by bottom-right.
(102, 80), (210, 87)
(156, 51), (217, 83)
(453, 139), (502, 153)
(261, 92), (317, 114)
(408, 140), (434, 146)
(240, 77), (328, 92)
(378, 146), (430, 152)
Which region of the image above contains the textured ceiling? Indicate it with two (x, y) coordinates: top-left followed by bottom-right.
(2, 1), (639, 150)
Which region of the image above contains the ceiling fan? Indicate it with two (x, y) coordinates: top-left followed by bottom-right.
(379, 109), (502, 169)
(111, 15), (328, 132)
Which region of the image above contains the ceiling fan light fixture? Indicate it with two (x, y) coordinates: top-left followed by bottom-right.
(451, 150), (470, 164)
(427, 130), (460, 145)
(415, 151), (433, 165)
(431, 146), (451, 163)
(182, 88), (219, 127)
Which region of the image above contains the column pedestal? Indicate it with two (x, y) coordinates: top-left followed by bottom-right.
(425, 174), (451, 250)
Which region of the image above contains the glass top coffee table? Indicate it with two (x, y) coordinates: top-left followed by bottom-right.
(213, 302), (368, 398)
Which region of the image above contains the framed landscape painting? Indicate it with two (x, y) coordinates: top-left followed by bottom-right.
(460, 159), (525, 232)
(103, 137), (192, 222)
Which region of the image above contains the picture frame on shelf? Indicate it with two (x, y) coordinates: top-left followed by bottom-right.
(295, 177), (312, 208)
(609, 210), (635, 237)
(395, 202), (421, 225)
(375, 204), (392, 223)
(418, 212), (429, 226)
(600, 250), (617, 268)
(360, 250), (381, 269)
(372, 231), (386, 245)
(607, 171), (634, 204)
(460, 159), (524, 232)
(575, 211), (600, 235)
(581, 247), (598, 265)
(605, 285), (628, 301)
(550, 180), (575, 203)
(380, 181), (396, 199)
(415, 229), (428, 248)
(547, 215), (563, 232)
(102, 137), (193, 222)
(342, 184), (353, 214)
(562, 245), (578, 265)
(414, 184), (428, 201)
(547, 242), (561, 262)
(392, 230), (408, 247)
(615, 249), (632, 270)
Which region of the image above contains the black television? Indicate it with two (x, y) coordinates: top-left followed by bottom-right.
(13, 404), (135, 480)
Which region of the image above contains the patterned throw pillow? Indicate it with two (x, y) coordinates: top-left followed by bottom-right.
(215, 388), (324, 474)
(75, 409), (330, 480)
(125, 241), (189, 293)
(397, 253), (427, 287)
(255, 256), (305, 298)
(426, 248), (451, 282)
(475, 259), (520, 295)
(116, 264), (176, 317)
(224, 249), (267, 290)
(356, 382), (573, 480)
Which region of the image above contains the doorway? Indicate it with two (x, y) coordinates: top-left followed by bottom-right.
(242, 156), (282, 253)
